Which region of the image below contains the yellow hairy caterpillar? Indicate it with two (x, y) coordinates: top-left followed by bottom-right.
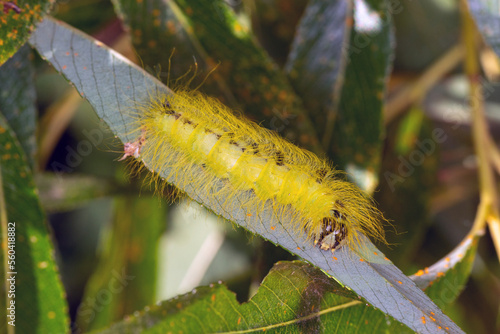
(120, 88), (386, 252)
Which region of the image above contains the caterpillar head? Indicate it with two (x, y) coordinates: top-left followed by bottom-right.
(313, 210), (348, 252)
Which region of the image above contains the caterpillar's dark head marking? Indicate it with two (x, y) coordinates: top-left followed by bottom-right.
(313, 213), (348, 252)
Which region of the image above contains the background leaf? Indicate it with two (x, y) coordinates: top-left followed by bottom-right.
(75, 196), (164, 333)
(286, 0), (393, 192)
(0, 44), (37, 169)
(94, 261), (414, 334)
(0, 112), (69, 333)
(0, 0), (53, 65)
(330, 0), (393, 190)
(412, 231), (479, 310)
(286, 0), (351, 151)
(35, 173), (118, 213)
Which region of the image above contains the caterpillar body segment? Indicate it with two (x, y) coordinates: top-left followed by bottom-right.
(122, 89), (385, 252)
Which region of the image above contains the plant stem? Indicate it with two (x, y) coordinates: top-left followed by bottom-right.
(461, 0), (500, 261)
(484, 131), (500, 176)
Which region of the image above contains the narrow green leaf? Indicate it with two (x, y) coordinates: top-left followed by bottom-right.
(0, 113), (69, 333)
(0, 0), (52, 65)
(0, 44), (37, 169)
(93, 261), (413, 333)
(331, 0), (393, 190)
(75, 196), (165, 332)
(411, 231), (480, 311)
(29, 17), (463, 333)
(286, 0), (352, 145)
(286, 0), (393, 192)
(394, 106), (426, 156)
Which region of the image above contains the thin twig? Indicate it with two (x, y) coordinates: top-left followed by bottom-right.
(462, 0), (500, 261)
(484, 131), (500, 176)
(472, 197), (489, 235)
(487, 216), (500, 259)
